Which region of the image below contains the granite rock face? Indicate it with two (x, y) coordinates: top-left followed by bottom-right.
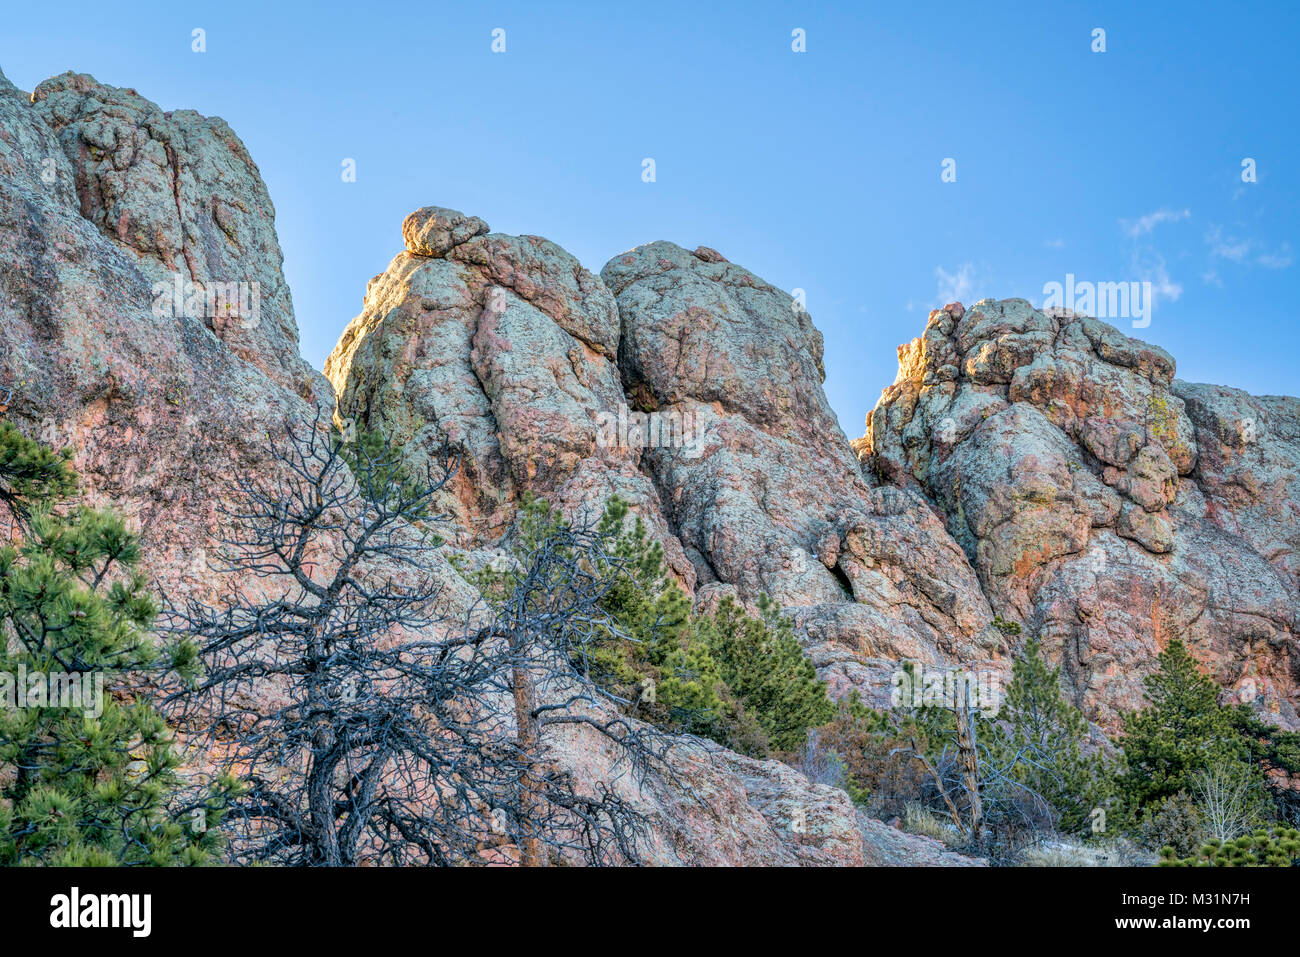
(1, 69), (922, 865)
(26, 71), (327, 399)
(323, 209), (691, 581)
(4, 64), (1296, 864)
(0, 67), (330, 610)
(329, 218), (1299, 734)
(597, 244), (1004, 704)
(329, 230), (1009, 708)
(858, 301), (1299, 728)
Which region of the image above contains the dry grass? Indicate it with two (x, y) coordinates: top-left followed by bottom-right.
(1017, 837), (1156, 867)
(902, 802), (960, 846)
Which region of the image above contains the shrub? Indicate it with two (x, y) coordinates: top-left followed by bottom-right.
(812, 691), (929, 813)
(991, 616), (1022, 637)
(1191, 754), (1270, 842)
(1160, 826), (1300, 867)
(1139, 792), (1207, 858)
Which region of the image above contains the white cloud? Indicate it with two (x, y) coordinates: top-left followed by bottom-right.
(1206, 225), (1251, 261)
(935, 262), (977, 305)
(1257, 244), (1293, 269)
(1145, 255), (1183, 304)
(1206, 226), (1293, 270)
(1123, 208), (1190, 237)
(1149, 262), (1183, 303)
(1127, 248), (1183, 305)
(1120, 211), (1186, 307)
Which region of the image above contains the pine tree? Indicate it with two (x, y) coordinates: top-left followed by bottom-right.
(696, 594), (835, 754)
(991, 637), (1110, 833)
(1227, 703), (1300, 779)
(0, 419), (76, 524)
(463, 495), (721, 735)
(336, 421), (431, 520)
(464, 495), (834, 757)
(0, 420), (228, 865)
(592, 497), (696, 697)
(1115, 638), (1244, 821)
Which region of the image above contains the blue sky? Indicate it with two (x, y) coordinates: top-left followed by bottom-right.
(3, 1), (1296, 436)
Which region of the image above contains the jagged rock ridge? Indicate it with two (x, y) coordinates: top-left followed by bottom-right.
(4, 67), (1296, 862)
(0, 67), (983, 866)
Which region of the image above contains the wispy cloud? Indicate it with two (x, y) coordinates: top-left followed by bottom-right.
(1206, 225), (1251, 262)
(1143, 254), (1183, 304)
(1120, 210), (1187, 307)
(934, 262), (978, 305)
(1205, 226), (1293, 269)
(1257, 246), (1294, 269)
(1123, 208), (1191, 237)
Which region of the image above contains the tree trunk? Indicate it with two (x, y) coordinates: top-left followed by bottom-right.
(511, 650), (546, 867)
(955, 691), (983, 841)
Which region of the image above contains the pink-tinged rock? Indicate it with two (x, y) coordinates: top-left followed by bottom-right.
(6, 70), (983, 864)
(603, 244), (1003, 703)
(861, 298), (1299, 730)
(325, 211), (691, 584)
(402, 205), (489, 258)
(26, 71), (328, 402)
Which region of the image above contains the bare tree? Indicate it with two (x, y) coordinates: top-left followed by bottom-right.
(1193, 756), (1267, 843)
(892, 678), (1052, 848)
(162, 417), (674, 866)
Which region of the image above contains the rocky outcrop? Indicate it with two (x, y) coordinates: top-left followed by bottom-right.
(3, 68), (974, 866)
(598, 243), (1003, 702)
(856, 815), (986, 866)
(323, 206), (691, 581)
(328, 225), (1007, 705)
(0, 67), (329, 609)
(859, 300), (1299, 729)
(5, 64), (1296, 863)
(328, 213), (1300, 733)
(26, 72), (326, 399)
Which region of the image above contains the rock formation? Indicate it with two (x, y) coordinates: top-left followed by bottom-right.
(0, 67), (976, 866)
(0, 69), (330, 608)
(3, 66), (1296, 864)
(858, 301), (1299, 729)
